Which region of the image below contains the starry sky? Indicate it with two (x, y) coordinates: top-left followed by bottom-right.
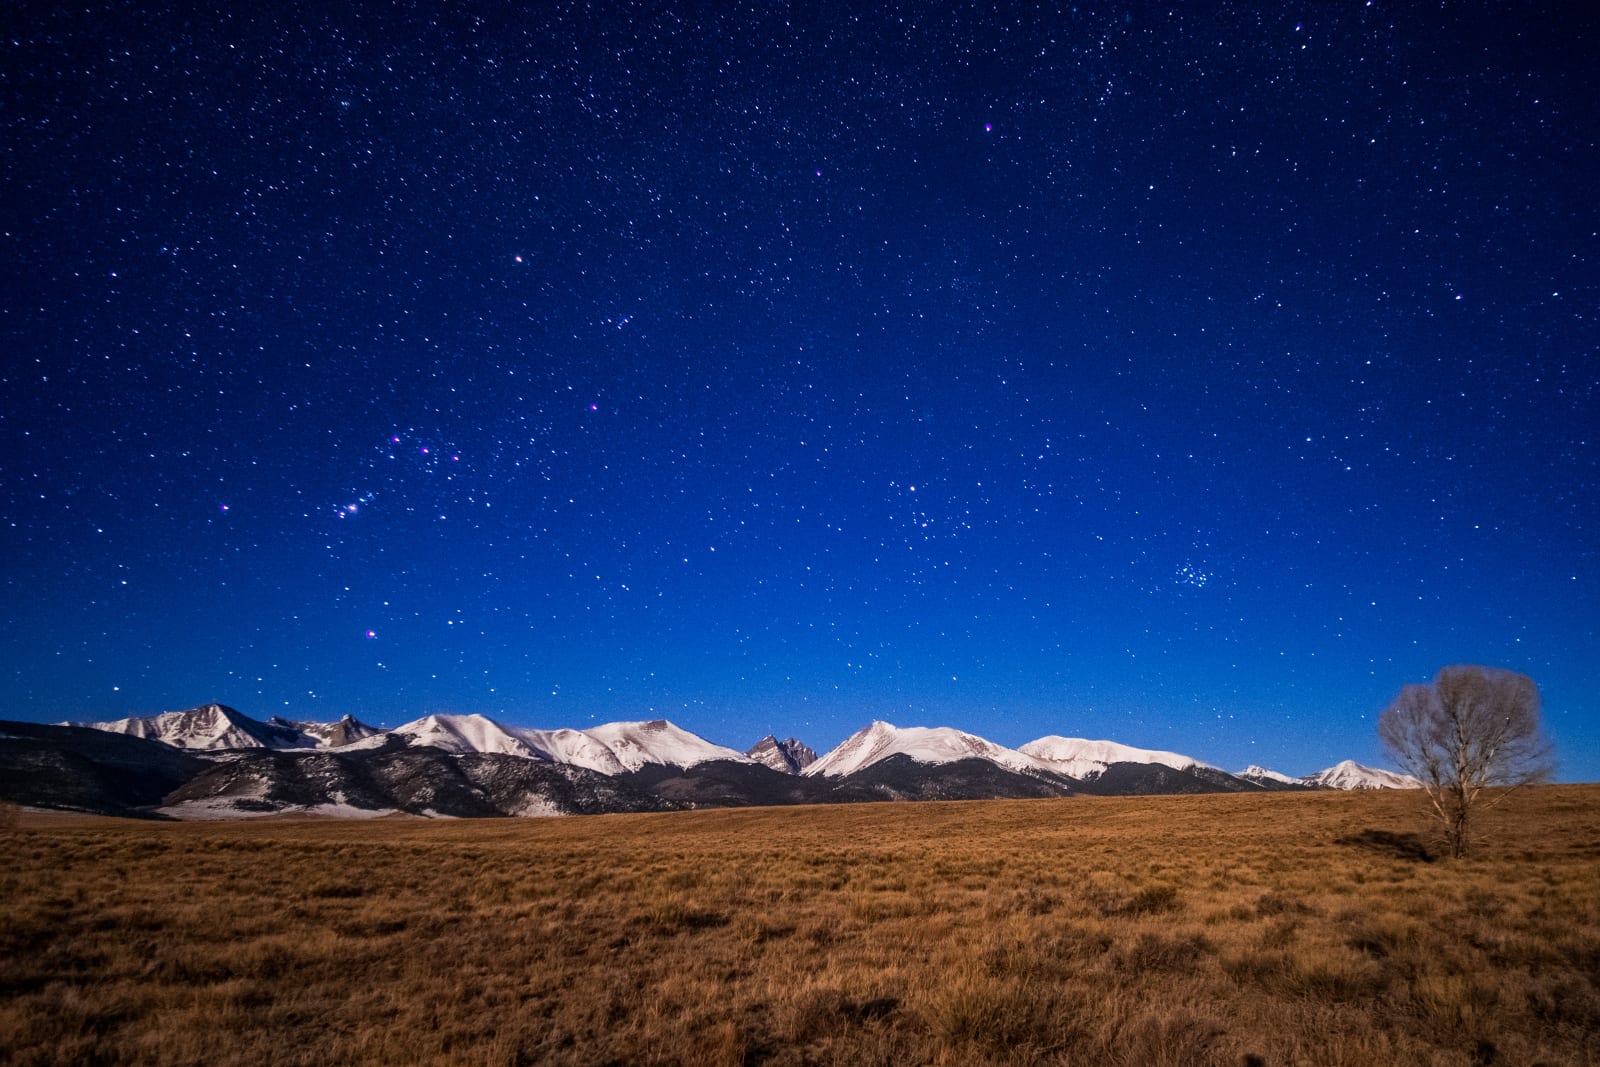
(4, 2), (1596, 781)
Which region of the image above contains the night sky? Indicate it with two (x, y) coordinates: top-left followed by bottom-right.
(4, 2), (1596, 781)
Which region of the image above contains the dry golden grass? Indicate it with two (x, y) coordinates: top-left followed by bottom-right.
(3, 786), (1598, 1066)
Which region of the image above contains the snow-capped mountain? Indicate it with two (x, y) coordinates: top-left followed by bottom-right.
(1235, 764), (1299, 790)
(72, 704), (387, 752)
(1019, 736), (1209, 779)
(747, 736), (818, 775)
(584, 719), (754, 771)
(74, 703), (319, 751)
(378, 716), (638, 774)
(1301, 760), (1421, 790)
(388, 713), (548, 758)
(512, 726), (629, 775)
(1237, 765), (1301, 786)
(804, 721), (1058, 778)
(1235, 761), (1417, 790)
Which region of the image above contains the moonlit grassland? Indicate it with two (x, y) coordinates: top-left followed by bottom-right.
(4, 787), (1598, 1066)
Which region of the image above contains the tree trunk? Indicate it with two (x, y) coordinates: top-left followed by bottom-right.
(1450, 806), (1468, 858)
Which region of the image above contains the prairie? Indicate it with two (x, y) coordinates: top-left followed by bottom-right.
(3, 785), (1598, 1066)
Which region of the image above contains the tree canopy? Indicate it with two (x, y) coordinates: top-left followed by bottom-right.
(1379, 665), (1553, 857)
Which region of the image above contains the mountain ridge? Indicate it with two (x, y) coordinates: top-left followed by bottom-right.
(15, 703), (1422, 819)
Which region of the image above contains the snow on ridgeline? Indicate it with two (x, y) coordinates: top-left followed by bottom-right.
(387, 714), (547, 759)
(583, 719), (754, 771)
(512, 726), (629, 775)
(1018, 736), (1211, 779)
(384, 714), (749, 773)
(74, 703), (321, 751)
(69, 704), (751, 773)
(1237, 765), (1301, 786)
(72, 703), (384, 752)
(803, 721), (1062, 778)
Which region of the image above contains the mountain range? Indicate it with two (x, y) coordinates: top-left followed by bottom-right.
(0, 703), (1419, 820)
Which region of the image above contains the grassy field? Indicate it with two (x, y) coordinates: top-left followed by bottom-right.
(3, 786), (1598, 1066)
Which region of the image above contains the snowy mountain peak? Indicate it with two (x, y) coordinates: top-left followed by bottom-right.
(1237, 764), (1300, 785)
(747, 735), (818, 775)
(390, 713), (547, 758)
(805, 721), (1054, 778)
(1018, 736), (1209, 779)
(1301, 759), (1421, 790)
(584, 719), (754, 771)
(507, 726), (628, 776)
(74, 703), (317, 750)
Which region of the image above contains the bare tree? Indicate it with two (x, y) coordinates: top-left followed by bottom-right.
(1379, 665), (1553, 858)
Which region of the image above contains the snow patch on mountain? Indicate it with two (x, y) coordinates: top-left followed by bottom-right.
(157, 780), (393, 821)
(511, 797), (568, 818)
(1019, 736), (1209, 779)
(157, 797), (278, 820)
(298, 802), (399, 818)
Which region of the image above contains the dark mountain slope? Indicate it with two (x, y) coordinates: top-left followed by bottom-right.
(166, 745), (678, 818)
(0, 721), (207, 817)
(622, 760), (823, 807)
(1076, 762), (1246, 796)
(820, 754), (1076, 803)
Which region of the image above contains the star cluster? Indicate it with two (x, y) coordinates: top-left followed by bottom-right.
(2, 2), (1595, 779)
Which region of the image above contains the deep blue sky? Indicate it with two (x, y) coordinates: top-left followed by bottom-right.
(4, 2), (1596, 780)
